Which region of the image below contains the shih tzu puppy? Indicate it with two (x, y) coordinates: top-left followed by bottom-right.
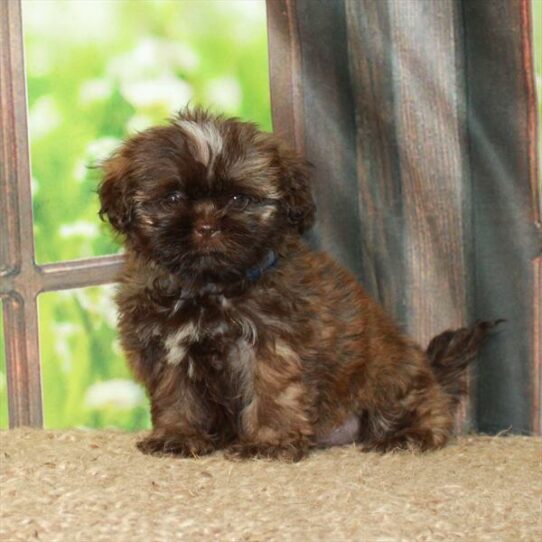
(99, 108), (494, 461)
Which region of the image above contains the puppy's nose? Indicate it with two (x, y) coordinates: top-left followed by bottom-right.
(194, 222), (220, 238)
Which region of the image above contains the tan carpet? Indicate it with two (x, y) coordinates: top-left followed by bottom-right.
(0, 430), (541, 541)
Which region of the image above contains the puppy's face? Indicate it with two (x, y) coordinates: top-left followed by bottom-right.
(99, 110), (314, 277)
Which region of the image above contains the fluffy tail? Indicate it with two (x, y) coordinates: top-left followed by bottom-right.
(426, 320), (502, 406)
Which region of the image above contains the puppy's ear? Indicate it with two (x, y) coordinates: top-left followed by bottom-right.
(280, 149), (315, 234)
(98, 153), (134, 234)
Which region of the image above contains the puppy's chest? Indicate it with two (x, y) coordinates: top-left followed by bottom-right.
(159, 295), (254, 373)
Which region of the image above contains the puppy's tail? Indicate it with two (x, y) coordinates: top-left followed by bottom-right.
(426, 320), (502, 406)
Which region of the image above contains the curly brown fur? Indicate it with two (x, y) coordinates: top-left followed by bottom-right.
(99, 108), (495, 461)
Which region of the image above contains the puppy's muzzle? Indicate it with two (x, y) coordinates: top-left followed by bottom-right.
(194, 220), (220, 239)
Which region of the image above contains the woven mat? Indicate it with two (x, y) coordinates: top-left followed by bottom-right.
(1, 429), (541, 541)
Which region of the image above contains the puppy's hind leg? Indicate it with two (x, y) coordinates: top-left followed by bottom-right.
(358, 377), (455, 453)
(357, 322), (497, 453)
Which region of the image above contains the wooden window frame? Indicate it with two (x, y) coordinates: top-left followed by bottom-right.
(0, 1), (144, 426)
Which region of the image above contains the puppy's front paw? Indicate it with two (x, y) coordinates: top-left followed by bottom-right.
(137, 431), (215, 458)
(225, 441), (309, 462)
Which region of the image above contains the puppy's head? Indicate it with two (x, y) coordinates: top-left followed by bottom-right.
(98, 108), (314, 277)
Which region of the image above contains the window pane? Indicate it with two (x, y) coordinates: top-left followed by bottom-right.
(0, 301), (7, 428)
(22, 0), (271, 263)
(39, 286), (150, 430)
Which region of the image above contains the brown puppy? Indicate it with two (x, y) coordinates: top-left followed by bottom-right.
(99, 108), (493, 461)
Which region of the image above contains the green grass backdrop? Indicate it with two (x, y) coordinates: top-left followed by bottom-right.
(0, 0), (270, 429)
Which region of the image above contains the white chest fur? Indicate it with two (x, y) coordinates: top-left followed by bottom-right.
(164, 320), (200, 366)
(162, 296), (257, 369)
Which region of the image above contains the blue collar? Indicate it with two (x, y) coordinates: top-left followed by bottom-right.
(246, 250), (278, 282)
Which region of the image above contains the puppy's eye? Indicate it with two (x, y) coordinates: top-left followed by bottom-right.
(229, 194), (251, 209)
(165, 191), (186, 204)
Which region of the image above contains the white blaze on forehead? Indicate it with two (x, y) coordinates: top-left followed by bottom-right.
(164, 320), (199, 366)
(177, 120), (223, 166)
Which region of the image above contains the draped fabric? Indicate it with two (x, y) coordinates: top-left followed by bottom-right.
(267, 0), (540, 434)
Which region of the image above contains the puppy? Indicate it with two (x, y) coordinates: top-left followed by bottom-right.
(99, 108), (494, 461)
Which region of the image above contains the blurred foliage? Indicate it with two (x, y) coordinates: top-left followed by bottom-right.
(38, 287), (151, 430)
(0, 0), (270, 430)
(24, 0), (271, 265)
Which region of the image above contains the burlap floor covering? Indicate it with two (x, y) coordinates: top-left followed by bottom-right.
(0, 429), (540, 542)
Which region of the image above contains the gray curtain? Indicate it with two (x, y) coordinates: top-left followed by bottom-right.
(268, 0), (540, 434)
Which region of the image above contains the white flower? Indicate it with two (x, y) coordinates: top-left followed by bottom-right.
(106, 37), (196, 114)
(126, 114), (154, 133)
(72, 159), (88, 183)
(79, 79), (113, 104)
(84, 379), (146, 411)
(170, 43), (199, 73)
(29, 96), (61, 139)
(74, 285), (119, 330)
(120, 75), (193, 111)
(206, 77), (242, 112)
(86, 137), (122, 162)
(52, 322), (80, 373)
(59, 221), (99, 239)
(108, 38), (199, 82)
